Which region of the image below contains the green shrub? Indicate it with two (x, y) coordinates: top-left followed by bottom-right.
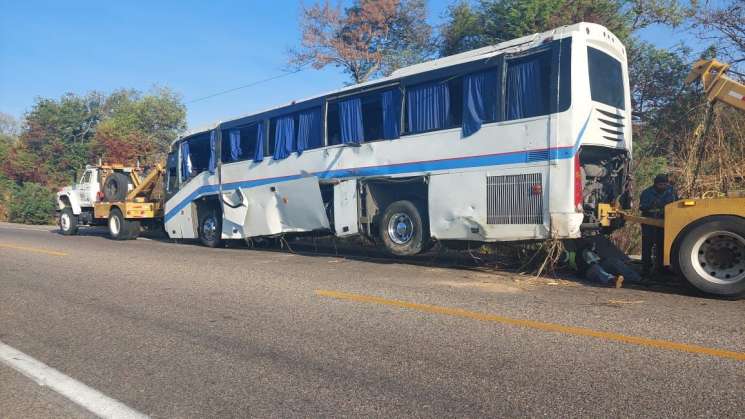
(0, 174), (13, 221)
(8, 182), (56, 225)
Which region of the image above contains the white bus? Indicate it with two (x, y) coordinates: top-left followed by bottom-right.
(163, 22), (632, 255)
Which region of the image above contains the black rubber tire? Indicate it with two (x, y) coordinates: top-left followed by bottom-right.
(108, 208), (140, 240)
(103, 172), (129, 202)
(59, 207), (79, 236)
(199, 208), (223, 248)
(677, 216), (745, 298)
(378, 200), (429, 256)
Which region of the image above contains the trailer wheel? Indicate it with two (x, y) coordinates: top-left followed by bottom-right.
(108, 208), (140, 240)
(199, 208), (223, 248)
(379, 200), (429, 256)
(677, 216), (745, 297)
(103, 172), (129, 202)
(59, 207), (78, 236)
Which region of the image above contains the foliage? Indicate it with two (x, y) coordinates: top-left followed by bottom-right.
(689, 0), (745, 68)
(1, 88), (186, 190)
(0, 174), (12, 221)
(7, 182), (56, 225)
(438, 0), (689, 57)
(289, 0), (434, 83)
(89, 87), (186, 165)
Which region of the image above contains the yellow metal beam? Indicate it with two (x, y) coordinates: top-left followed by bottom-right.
(125, 163), (163, 201)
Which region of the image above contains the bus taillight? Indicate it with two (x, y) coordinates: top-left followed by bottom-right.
(574, 157), (583, 212)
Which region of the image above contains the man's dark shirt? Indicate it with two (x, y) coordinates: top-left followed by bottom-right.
(639, 185), (678, 218)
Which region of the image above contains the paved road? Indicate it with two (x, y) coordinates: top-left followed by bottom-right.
(1, 222), (743, 418)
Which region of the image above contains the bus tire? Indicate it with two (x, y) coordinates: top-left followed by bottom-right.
(199, 208), (223, 248)
(59, 207), (79, 236)
(108, 208), (139, 240)
(103, 172), (129, 202)
(677, 216), (745, 298)
(379, 200), (429, 256)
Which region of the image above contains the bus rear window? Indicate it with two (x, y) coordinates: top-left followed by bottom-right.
(587, 47), (625, 110)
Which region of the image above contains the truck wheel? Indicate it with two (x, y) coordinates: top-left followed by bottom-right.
(103, 172), (129, 202)
(59, 207), (79, 236)
(677, 216), (745, 297)
(379, 200), (429, 256)
(108, 208), (140, 240)
(199, 208), (223, 248)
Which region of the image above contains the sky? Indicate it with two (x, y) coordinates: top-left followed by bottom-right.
(0, 0), (700, 131)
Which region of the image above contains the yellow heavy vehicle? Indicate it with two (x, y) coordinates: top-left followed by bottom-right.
(601, 59), (745, 297)
(57, 162), (165, 240)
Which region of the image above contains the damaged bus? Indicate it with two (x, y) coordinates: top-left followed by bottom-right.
(163, 22), (632, 255)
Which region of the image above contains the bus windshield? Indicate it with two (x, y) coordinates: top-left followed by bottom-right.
(587, 46), (625, 110)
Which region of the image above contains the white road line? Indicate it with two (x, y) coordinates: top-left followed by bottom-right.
(0, 341), (148, 419)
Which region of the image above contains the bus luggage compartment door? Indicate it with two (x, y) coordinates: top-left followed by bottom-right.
(333, 179), (359, 237)
(242, 176), (330, 237)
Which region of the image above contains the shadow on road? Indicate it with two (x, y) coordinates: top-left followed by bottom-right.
(55, 225), (713, 299)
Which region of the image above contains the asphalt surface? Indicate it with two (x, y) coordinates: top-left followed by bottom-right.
(1, 221), (743, 418)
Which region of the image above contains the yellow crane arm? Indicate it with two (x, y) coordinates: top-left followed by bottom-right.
(686, 59), (745, 112)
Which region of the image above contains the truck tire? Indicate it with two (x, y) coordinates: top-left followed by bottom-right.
(199, 208), (223, 248)
(676, 215), (745, 297)
(103, 172), (129, 202)
(108, 208), (140, 240)
(379, 200), (430, 256)
(59, 207), (79, 236)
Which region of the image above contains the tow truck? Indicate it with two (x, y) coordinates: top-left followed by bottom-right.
(56, 162), (165, 240)
(600, 59), (745, 297)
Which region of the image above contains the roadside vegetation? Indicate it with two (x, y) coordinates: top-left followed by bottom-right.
(1, 0), (743, 245)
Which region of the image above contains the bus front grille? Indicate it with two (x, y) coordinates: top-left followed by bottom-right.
(486, 173), (544, 225)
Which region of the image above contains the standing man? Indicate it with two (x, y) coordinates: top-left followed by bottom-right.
(639, 174), (678, 275)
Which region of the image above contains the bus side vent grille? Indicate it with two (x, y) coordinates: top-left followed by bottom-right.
(486, 173), (544, 225)
(526, 149), (550, 162)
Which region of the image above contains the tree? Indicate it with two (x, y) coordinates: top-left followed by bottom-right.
(289, 0), (434, 84)
(89, 87), (186, 165)
(689, 0), (744, 68)
(438, 0), (688, 56)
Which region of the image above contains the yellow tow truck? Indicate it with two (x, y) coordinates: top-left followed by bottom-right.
(57, 162), (165, 240)
(601, 59), (745, 297)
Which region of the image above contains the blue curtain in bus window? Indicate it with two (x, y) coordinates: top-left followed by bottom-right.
(406, 81), (449, 134)
(254, 121), (264, 163)
(381, 89), (401, 139)
(229, 130), (242, 161)
(506, 54), (548, 120)
(208, 131), (216, 174)
(180, 141), (191, 179)
(339, 98), (364, 144)
(462, 71), (498, 137)
(297, 108), (322, 154)
(273, 116), (295, 160)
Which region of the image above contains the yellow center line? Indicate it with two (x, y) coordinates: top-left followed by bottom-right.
(0, 243), (68, 257)
(315, 289), (745, 362)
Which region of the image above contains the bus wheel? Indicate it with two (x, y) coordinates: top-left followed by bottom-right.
(199, 208), (223, 248)
(379, 200), (429, 256)
(59, 207), (79, 236)
(677, 216), (745, 297)
(108, 208), (140, 240)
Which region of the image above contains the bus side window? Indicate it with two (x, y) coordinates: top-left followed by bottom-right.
(221, 125), (259, 163)
(326, 87), (401, 145)
(504, 49), (553, 120)
(166, 151), (179, 195)
(404, 77), (463, 135)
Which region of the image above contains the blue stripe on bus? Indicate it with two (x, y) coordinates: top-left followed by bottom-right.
(164, 145), (577, 223)
(165, 112), (593, 223)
